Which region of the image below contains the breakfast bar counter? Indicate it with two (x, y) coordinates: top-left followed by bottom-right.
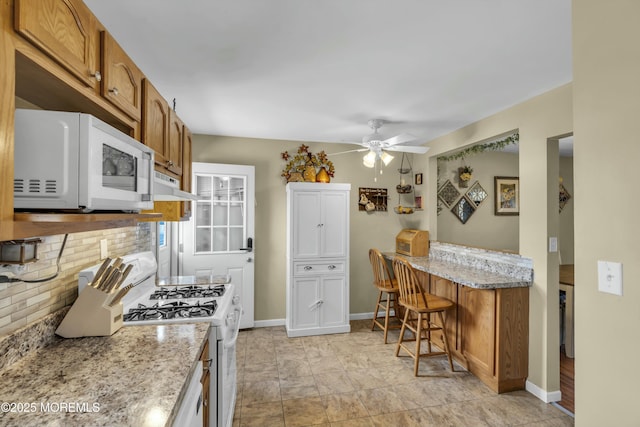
(384, 242), (533, 393)
(0, 321), (209, 427)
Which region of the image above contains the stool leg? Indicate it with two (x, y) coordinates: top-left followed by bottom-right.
(383, 291), (392, 343)
(371, 290), (383, 331)
(395, 306), (410, 357)
(437, 311), (454, 372)
(414, 312), (423, 376)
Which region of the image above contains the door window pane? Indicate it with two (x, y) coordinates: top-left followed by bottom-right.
(196, 228), (211, 252)
(229, 228), (243, 250)
(212, 228), (228, 252)
(196, 176), (212, 199)
(196, 203), (211, 226)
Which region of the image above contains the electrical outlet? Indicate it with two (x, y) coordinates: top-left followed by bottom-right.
(598, 260), (623, 296)
(100, 239), (108, 260)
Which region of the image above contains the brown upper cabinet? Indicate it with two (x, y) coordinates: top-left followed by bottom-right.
(168, 110), (184, 177)
(142, 78), (185, 180)
(181, 126), (193, 219)
(142, 79), (170, 169)
(14, 0), (101, 91)
(101, 31), (143, 121)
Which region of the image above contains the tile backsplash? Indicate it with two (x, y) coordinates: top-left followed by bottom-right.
(0, 224), (152, 337)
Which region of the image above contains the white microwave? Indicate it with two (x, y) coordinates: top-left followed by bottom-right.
(14, 109), (154, 212)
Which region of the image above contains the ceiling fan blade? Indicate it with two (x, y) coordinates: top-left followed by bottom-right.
(385, 145), (430, 154)
(327, 148), (368, 156)
(382, 133), (417, 146)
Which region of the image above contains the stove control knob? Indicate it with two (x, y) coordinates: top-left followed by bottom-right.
(232, 295), (241, 305)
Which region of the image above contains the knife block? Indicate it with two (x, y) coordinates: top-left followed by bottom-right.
(56, 286), (123, 338)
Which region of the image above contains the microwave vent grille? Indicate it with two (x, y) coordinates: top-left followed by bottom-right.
(14, 179), (58, 194)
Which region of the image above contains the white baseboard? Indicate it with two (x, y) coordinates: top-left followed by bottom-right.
(526, 380), (561, 403)
(253, 318), (285, 328)
(251, 312), (376, 328)
(349, 312), (375, 320)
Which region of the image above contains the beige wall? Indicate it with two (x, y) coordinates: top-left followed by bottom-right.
(573, 1), (640, 425)
(423, 83), (573, 397)
(0, 225), (152, 337)
(193, 136), (428, 322)
(437, 150), (519, 252)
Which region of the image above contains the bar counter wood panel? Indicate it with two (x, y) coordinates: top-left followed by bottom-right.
(415, 271), (529, 393)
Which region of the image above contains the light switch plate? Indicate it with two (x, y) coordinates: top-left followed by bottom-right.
(597, 260), (623, 296)
(549, 237), (558, 253)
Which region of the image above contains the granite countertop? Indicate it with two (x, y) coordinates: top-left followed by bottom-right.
(384, 252), (532, 289)
(0, 323), (209, 427)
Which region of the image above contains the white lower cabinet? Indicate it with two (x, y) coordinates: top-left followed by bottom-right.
(291, 271), (347, 334)
(286, 182), (350, 337)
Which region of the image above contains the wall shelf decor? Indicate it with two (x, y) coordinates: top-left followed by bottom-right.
(358, 187), (388, 212)
(437, 179), (461, 208)
(394, 153), (418, 214)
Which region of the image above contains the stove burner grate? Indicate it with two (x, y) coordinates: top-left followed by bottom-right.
(123, 300), (218, 322)
(149, 285), (226, 300)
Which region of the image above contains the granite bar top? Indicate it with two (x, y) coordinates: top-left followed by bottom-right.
(0, 322), (209, 427)
(384, 242), (533, 289)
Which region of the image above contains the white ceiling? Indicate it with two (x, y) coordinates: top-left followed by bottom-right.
(84, 0), (572, 147)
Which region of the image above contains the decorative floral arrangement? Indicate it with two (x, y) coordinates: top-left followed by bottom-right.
(280, 144), (335, 182)
(459, 165), (473, 182)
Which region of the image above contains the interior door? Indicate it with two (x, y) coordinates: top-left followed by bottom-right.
(180, 163), (255, 329)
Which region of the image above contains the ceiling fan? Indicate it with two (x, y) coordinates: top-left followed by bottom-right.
(332, 119), (430, 168)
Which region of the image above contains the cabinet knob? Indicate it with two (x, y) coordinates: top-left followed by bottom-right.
(304, 265), (312, 271)
(91, 71), (102, 82)
(328, 265), (336, 270)
(109, 87), (119, 96)
(317, 223), (324, 227)
(167, 160), (174, 167)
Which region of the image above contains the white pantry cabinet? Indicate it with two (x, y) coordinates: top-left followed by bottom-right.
(286, 182), (351, 337)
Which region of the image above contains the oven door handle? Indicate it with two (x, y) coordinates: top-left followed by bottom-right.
(223, 306), (242, 349)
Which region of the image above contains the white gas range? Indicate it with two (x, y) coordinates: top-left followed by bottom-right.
(78, 251), (240, 427)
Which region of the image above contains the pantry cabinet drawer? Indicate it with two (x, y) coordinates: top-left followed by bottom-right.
(293, 261), (345, 276)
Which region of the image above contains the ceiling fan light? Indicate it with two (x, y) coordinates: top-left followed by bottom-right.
(380, 151), (394, 166)
(363, 151), (376, 168)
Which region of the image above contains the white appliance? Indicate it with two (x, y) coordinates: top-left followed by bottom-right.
(174, 362), (204, 427)
(154, 170), (198, 201)
(78, 252), (240, 427)
(14, 109), (154, 212)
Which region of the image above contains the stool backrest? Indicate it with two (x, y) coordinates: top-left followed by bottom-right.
(393, 257), (429, 308)
(369, 248), (395, 291)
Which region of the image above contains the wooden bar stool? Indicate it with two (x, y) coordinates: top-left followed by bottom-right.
(392, 257), (454, 375)
(369, 248), (402, 343)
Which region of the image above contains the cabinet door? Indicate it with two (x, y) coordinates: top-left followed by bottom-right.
(292, 277), (320, 329)
(459, 286), (496, 376)
(200, 340), (210, 427)
(101, 31), (143, 121)
(291, 191), (322, 258)
(15, 0), (100, 90)
(319, 275), (347, 327)
(167, 110), (184, 176)
(320, 191), (348, 257)
(181, 126), (193, 219)
(142, 79), (169, 168)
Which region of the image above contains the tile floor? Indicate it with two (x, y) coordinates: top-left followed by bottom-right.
(233, 320), (574, 427)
